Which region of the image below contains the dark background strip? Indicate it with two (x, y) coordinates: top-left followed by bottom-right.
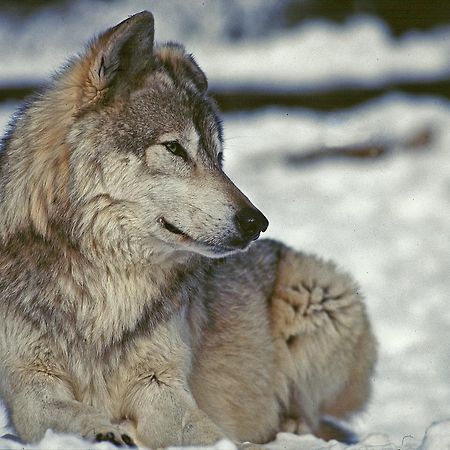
(1, 79), (450, 111)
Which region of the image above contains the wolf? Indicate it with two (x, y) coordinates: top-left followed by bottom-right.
(0, 11), (377, 449)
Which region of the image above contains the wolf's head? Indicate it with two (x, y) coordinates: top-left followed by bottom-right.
(0, 11), (268, 260)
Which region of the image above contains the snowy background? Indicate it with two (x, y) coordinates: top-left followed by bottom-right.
(1, 1), (450, 449)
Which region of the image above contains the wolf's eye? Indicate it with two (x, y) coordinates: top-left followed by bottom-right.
(163, 141), (187, 159)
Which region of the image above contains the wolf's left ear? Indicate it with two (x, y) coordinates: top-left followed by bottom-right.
(79, 11), (154, 108)
(181, 53), (208, 93)
(157, 43), (208, 94)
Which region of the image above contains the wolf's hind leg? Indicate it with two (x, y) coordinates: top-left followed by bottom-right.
(270, 249), (377, 438)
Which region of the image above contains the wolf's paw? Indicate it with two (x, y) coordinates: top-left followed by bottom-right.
(280, 417), (312, 435)
(84, 425), (136, 447)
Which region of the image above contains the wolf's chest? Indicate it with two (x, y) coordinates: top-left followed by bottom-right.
(66, 354), (123, 418)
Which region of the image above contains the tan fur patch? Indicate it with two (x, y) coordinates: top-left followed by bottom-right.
(271, 249), (362, 340)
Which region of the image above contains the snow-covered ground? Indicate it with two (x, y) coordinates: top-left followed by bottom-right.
(2, 422), (450, 450)
(1, 1), (450, 449)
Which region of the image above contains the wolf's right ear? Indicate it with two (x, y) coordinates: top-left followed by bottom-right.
(78, 11), (154, 110)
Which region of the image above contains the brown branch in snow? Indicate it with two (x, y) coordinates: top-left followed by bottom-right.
(285, 127), (434, 166)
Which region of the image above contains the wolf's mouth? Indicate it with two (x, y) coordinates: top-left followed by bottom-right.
(157, 217), (257, 257)
(158, 217), (188, 237)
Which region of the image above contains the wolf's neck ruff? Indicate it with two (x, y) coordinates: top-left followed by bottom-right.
(0, 225), (200, 352)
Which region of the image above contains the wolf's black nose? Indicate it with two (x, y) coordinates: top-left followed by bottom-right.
(235, 207), (269, 241)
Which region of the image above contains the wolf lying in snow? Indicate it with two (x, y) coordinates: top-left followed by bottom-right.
(0, 11), (377, 449)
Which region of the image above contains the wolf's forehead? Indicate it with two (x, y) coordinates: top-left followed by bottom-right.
(128, 85), (222, 151)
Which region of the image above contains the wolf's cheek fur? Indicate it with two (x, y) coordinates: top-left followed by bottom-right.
(65, 133), (236, 258)
(124, 173), (243, 255)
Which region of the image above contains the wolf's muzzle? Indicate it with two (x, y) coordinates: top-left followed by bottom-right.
(234, 207), (269, 242)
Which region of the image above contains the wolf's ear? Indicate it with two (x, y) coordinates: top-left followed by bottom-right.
(182, 53), (208, 93)
(157, 43), (208, 93)
(182, 54), (208, 92)
(79, 11), (154, 108)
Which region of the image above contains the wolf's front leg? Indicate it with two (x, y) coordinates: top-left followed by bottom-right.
(5, 368), (134, 446)
(121, 315), (226, 449)
(124, 377), (225, 448)
(125, 382), (263, 450)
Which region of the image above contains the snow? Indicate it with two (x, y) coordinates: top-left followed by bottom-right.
(1, 2), (450, 449)
(1, 2), (450, 90)
(421, 421), (450, 450)
(0, 411), (449, 450)
(198, 18), (450, 90)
